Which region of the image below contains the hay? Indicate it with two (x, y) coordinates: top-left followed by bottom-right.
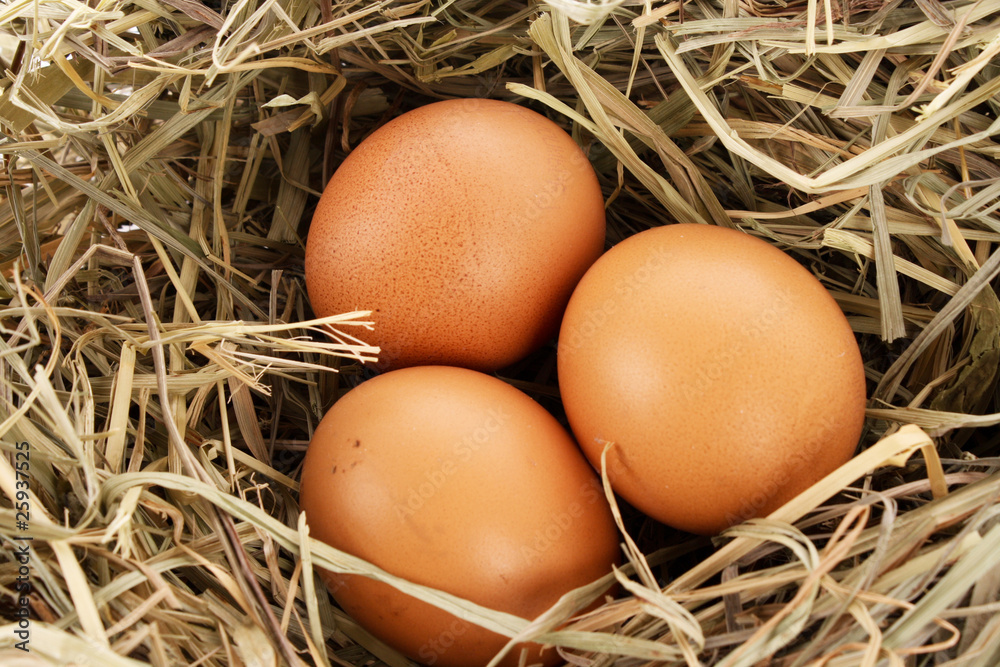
(1, 0), (999, 665)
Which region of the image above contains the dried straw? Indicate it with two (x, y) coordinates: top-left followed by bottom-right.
(1, 0), (999, 665)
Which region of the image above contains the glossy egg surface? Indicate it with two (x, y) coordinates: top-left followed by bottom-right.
(305, 99), (606, 372)
(299, 366), (620, 666)
(557, 224), (867, 535)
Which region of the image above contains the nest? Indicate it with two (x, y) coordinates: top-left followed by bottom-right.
(1, 0), (1000, 665)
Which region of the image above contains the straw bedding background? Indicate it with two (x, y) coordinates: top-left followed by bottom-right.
(1, 0), (999, 665)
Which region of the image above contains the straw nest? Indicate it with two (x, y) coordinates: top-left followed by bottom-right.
(1, 0), (1000, 665)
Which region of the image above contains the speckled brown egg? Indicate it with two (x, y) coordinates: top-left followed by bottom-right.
(298, 366), (620, 667)
(305, 98), (606, 372)
(557, 224), (867, 535)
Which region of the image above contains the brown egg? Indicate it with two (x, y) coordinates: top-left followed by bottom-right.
(557, 224), (867, 535)
(299, 366), (620, 667)
(305, 98), (606, 372)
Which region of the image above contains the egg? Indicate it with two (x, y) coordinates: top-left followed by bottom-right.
(557, 224), (867, 535)
(298, 366), (620, 667)
(305, 98), (606, 372)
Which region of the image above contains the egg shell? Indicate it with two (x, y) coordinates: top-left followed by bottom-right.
(557, 224), (867, 535)
(298, 366), (620, 667)
(304, 98), (606, 372)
